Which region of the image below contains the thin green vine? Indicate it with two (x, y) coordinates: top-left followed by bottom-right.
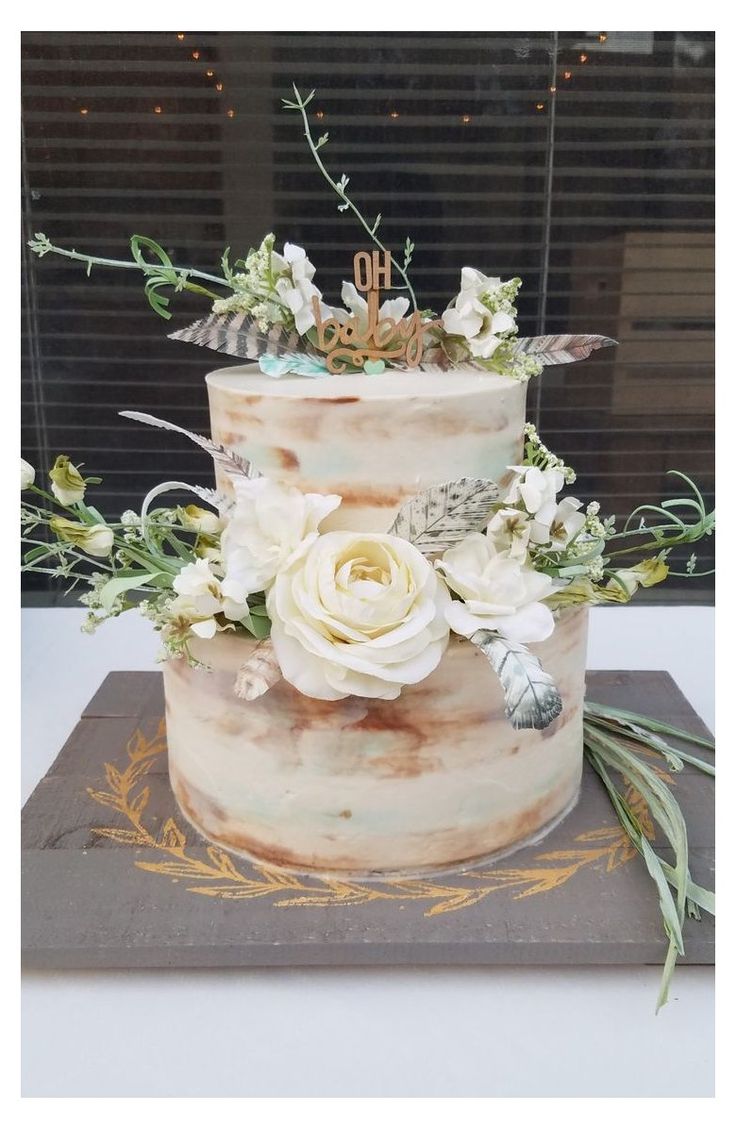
(281, 85), (419, 311)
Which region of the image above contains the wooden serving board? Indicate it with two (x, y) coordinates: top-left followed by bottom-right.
(21, 670), (714, 970)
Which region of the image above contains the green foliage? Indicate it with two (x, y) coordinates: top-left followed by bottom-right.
(583, 701), (715, 1010)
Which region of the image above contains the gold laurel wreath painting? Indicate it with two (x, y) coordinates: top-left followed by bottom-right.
(86, 720), (660, 914)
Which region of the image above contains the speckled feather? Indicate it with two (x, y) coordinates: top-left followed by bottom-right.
(388, 478), (499, 554)
(471, 630), (563, 730)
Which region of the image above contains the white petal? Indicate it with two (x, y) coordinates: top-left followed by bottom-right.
(190, 618), (218, 639)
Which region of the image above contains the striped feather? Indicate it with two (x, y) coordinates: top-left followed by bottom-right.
(119, 411), (260, 480)
(512, 334), (617, 366)
(168, 312), (307, 361)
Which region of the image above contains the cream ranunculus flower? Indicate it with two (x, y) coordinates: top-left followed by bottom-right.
(50, 517), (114, 558)
(49, 455), (87, 505)
(267, 531), (451, 700)
(21, 458), (35, 490)
(436, 531), (555, 643)
(441, 268), (517, 359)
(220, 477), (342, 601)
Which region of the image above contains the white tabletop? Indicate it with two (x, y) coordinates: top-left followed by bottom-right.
(21, 605), (715, 1098)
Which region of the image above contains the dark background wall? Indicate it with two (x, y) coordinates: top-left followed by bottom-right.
(21, 30), (715, 602)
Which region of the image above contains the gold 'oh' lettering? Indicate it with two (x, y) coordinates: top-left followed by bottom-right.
(312, 249), (440, 373)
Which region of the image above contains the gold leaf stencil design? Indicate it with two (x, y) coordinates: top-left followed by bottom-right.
(87, 721), (648, 915)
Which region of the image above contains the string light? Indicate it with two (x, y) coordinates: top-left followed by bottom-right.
(315, 110), (325, 119)
(563, 70), (573, 80)
(549, 85), (557, 94)
(461, 113), (471, 123)
(535, 102), (545, 111)
(206, 69), (214, 78)
(389, 110), (400, 119)
(79, 107), (89, 115)
(579, 53), (588, 64)
(226, 108), (236, 118)
(153, 105), (163, 114)
(176, 33), (185, 40)
(191, 50), (200, 60)
(598, 32), (608, 43)
(215, 82), (224, 92)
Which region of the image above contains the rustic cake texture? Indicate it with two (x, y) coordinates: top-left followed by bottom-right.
(206, 364), (527, 531)
(163, 606), (588, 874)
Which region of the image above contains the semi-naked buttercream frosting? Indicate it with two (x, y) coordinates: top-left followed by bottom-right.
(157, 363), (590, 874)
(206, 364), (527, 532)
(164, 607), (588, 874)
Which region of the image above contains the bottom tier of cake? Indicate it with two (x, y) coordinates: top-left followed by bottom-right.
(162, 607), (589, 875)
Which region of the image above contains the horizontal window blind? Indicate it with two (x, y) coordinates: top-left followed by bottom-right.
(21, 30), (714, 600)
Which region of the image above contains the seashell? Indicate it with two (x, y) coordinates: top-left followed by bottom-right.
(233, 639), (282, 701)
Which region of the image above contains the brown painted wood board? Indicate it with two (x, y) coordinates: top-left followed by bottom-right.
(21, 670), (714, 970)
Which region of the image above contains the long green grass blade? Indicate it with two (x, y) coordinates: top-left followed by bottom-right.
(583, 702), (714, 1011)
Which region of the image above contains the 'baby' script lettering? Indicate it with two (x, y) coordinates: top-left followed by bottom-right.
(312, 250), (439, 373)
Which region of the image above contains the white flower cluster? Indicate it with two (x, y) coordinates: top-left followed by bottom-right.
(441, 268), (518, 360)
(213, 234), (331, 335)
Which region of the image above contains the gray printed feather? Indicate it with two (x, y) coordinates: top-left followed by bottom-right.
(512, 334), (617, 366)
(388, 478), (499, 554)
(119, 411), (260, 480)
(471, 629), (563, 730)
(168, 312), (308, 361)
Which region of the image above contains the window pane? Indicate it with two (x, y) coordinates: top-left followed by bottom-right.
(21, 30), (714, 600)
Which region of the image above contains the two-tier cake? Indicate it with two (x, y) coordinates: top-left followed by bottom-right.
(158, 365), (589, 872)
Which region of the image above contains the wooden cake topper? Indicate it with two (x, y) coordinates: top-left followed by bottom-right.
(312, 250), (439, 373)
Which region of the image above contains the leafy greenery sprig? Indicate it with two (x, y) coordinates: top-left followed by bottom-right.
(281, 84), (419, 311)
(583, 700), (715, 1011)
(28, 233), (233, 320)
(603, 471), (715, 575)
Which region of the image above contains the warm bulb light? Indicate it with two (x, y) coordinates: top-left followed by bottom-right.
(579, 53), (588, 63)
(549, 85), (557, 93)
(79, 107), (89, 115)
(206, 69), (214, 77)
(389, 110), (400, 119)
(176, 33), (185, 40)
(153, 105), (163, 114)
(563, 71), (572, 80)
(461, 113), (471, 123)
(226, 108), (236, 118)
(599, 32), (607, 42)
(192, 50), (200, 60)
(215, 82), (224, 92)
(315, 110), (325, 119)
(535, 102), (545, 111)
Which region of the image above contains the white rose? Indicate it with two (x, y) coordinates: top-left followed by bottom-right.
(436, 531), (555, 643)
(441, 268), (516, 359)
(21, 458), (35, 490)
(268, 531), (451, 700)
(220, 477), (341, 600)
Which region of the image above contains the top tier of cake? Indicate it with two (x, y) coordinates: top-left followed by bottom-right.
(206, 364), (527, 532)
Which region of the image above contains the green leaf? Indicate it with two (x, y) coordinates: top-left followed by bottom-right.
(99, 572), (164, 612)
